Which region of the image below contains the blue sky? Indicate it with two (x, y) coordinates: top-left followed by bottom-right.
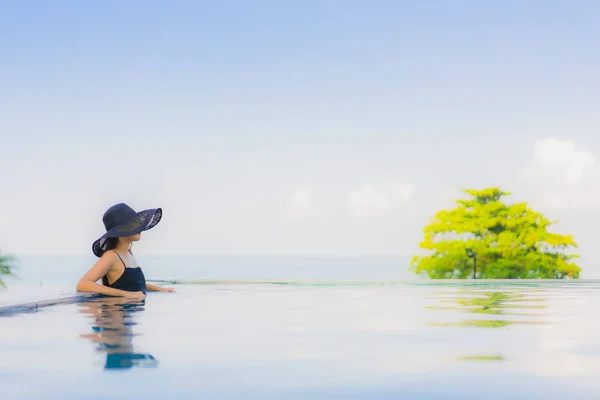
(1, 1), (600, 274)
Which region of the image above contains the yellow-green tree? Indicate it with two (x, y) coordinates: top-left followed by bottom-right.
(410, 188), (581, 279)
(0, 250), (17, 288)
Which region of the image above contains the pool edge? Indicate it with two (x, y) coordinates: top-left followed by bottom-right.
(0, 293), (100, 316)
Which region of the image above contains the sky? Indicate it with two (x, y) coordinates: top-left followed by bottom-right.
(1, 1), (600, 274)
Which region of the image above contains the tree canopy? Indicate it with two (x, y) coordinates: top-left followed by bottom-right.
(410, 188), (581, 279)
(0, 251), (17, 288)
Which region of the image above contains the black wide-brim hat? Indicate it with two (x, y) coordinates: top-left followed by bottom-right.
(92, 203), (162, 257)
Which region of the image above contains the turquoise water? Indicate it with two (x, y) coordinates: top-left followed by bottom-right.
(2, 279), (600, 399)
(0, 255), (414, 306)
(4, 255), (416, 282)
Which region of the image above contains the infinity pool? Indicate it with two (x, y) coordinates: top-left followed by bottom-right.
(2, 281), (600, 399)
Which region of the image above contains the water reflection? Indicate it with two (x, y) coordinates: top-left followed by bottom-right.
(77, 297), (158, 370)
(427, 288), (549, 328)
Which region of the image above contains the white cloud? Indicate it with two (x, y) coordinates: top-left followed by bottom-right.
(289, 189), (311, 209)
(347, 182), (415, 217)
(396, 184), (415, 202)
(286, 188), (326, 219)
(528, 139), (598, 184)
(518, 139), (600, 211)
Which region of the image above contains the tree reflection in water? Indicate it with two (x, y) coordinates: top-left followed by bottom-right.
(427, 288), (549, 328)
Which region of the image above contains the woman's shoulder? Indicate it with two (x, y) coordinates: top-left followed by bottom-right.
(90, 251), (119, 274)
(99, 250), (119, 266)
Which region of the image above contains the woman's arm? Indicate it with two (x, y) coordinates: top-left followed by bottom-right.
(146, 283), (175, 292)
(76, 252), (145, 298)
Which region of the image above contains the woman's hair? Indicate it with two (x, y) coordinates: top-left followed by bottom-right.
(101, 237), (121, 286)
(104, 237), (120, 253)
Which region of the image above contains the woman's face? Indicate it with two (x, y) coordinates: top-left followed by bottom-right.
(130, 233), (141, 242)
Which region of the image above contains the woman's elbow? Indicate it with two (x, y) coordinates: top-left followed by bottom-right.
(76, 280), (87, 292)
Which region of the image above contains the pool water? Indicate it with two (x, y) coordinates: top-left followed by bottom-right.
(0, 255), (414, 307)
(2, 282), (600, 399)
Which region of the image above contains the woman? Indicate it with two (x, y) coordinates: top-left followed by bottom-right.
(76, 203), (174, 298)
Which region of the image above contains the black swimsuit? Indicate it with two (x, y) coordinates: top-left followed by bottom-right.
(102, 250), (147, 294)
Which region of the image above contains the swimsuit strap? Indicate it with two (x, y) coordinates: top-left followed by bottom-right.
(113, 250), (127, 268)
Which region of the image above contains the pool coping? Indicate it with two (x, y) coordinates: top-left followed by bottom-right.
(0, 293), (100, 316)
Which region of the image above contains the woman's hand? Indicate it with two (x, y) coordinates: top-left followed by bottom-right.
(122, 291), (146, 299)
(146, 283), (175, 293)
